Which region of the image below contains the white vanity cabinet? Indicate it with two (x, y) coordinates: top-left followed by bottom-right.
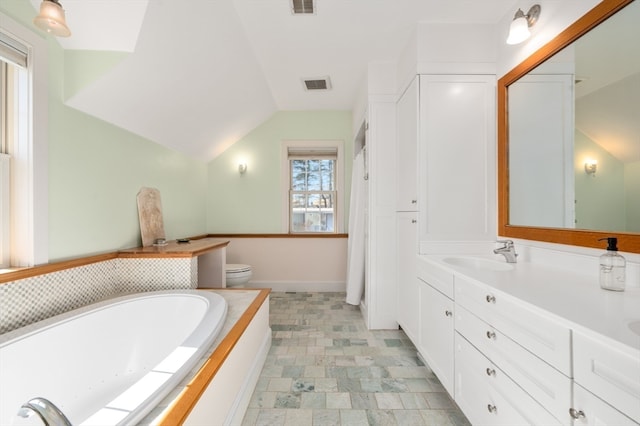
(572, 384), (639, 426)
(454, 274), (572, 424)
(454, 333), (563, 426)
(417, 258), (455, 394)
(572, 331), (640, 424)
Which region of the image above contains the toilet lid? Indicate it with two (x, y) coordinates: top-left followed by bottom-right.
(226, 264), (252, 273)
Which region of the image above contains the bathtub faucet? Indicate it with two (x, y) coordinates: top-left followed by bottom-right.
(494, 239), (518, 263)
(17, 397), (72, 426)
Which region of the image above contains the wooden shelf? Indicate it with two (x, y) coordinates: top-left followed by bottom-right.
(118, 238), (230, 258)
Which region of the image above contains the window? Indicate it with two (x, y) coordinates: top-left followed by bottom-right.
(0, 15), (49, 268)
(282, 141), (344, 233)
(0, 32), (29, 268)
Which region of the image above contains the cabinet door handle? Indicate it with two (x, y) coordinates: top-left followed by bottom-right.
(411, 219), (417, 224)
(485, 368), (496, 377)
(411, 199), (417, 204)
(487, 404), (497, 414)
(569, 408), (585, 419)
(486, 331), (496, 340)
(445, 310), (452, 317)
(486, 294), (496, 303)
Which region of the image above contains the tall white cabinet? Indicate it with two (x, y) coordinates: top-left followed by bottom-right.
(361, 96), (399, 330)
(396, 77), (420, 341)
(395, 73), (496, 341)
(418, 74), (496, 254)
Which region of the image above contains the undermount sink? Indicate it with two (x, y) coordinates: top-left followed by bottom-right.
(629, 320), (640, 336)
(442, 256), (515, 272)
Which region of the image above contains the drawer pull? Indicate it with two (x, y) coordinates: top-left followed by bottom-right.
(569, 408), (585, 419)
(485, 368), (496, 377)
(445, 310), (453, 317)
(486, 295), (496, 303)
(487, 404), (497, 414)
(411, 219), (417, 224)
(486, 331), (496, 340)
(411, 199), (417, 204)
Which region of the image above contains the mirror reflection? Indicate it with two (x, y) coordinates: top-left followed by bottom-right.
(508, 0), (640, 233)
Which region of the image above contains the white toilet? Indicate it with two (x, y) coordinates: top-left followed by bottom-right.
(225, 264), (252, 288)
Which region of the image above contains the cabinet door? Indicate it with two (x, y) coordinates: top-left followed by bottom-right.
(573, 331), (640, 423)
(419, 75), (496, 248)
(396, 76), (419, 211)
(572, 384), (639, 426)
(419, 279), (454, 395)
(396, 212), (419, 343)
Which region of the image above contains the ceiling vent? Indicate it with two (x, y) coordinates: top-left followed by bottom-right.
(303, 77), (331, 91)
(291, 0), (315, 14)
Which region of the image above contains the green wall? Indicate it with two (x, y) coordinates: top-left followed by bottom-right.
(574, 130), (626, 231)
(625, 161), (640, 232)
(206, 111), (353, 233)
(1, 2), (208, 261)
(1, 3), (355, 260)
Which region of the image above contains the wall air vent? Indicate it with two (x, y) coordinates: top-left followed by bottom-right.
(291, 0), (315, 14)
(303, 77), (331, 91)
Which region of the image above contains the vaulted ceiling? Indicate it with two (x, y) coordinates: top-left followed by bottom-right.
(30, 0), (521, 161)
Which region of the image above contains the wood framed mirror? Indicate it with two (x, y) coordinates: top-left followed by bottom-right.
(498, 0), (640, 253)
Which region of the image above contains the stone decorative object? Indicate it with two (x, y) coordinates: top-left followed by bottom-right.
(137, 187), (166, 247)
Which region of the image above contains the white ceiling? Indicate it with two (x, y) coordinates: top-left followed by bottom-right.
(32, 0), (521, 160)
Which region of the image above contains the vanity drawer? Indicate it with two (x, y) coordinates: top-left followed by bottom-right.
(573, 331), (640, 423)
(454, 333), (562, 426)
(456, 305), (571, 423)
(455, 274), (571, 375)
(417, 257), (454, 298)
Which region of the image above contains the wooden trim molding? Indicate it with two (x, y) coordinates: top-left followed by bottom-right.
(0, 252), (119, 284)
(207, 233), (348, 239)
(0, 233), (348, 285)
(498, 0), (640, 254)
(157, 288), (270, 425)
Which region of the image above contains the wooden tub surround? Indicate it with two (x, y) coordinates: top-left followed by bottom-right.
(154, 288), (271, 425)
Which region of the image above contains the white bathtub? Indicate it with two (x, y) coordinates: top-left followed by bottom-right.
(0, 290), (227, 426)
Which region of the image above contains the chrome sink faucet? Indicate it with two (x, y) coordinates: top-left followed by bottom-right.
(17, 397), (72, 426)
(494, 240), (518, 263)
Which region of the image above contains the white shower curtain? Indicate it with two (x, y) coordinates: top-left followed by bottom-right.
(345, 149), (366, 305)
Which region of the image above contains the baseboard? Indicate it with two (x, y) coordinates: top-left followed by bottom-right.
(226, 326), (272, 426)
(243, 280), (346, 292)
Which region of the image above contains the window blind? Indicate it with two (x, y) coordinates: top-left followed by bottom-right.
(0, 31), (28, 69)
(287, 146), (338, 160)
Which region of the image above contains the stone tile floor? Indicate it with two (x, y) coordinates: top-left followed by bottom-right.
(241, 292), (471, 426)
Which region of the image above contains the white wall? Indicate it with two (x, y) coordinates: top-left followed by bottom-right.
(496, 0), (601, 78)
(224, 237), (347, 292)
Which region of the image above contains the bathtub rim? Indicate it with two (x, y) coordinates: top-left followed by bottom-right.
(0, 289), (224, 347)
(0, 289), (229, 426)
(154, 288), (271, 425)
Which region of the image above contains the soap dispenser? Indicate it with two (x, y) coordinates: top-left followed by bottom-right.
(598, 237), (626, 291)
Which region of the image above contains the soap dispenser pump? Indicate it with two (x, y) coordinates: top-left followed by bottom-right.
(598, 237), (626, 291)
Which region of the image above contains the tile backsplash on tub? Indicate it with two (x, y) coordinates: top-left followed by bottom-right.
(1, 257), (199, 335)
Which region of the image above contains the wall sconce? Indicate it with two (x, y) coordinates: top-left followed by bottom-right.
(33, 0), (71, 37)
(238, 162), (248, 174)
(584, 159), (597, 176)
(506, 4), (541, 45)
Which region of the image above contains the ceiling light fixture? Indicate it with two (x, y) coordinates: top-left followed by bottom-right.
(33, 0), (71, 37)
(506, 4), (541, 45)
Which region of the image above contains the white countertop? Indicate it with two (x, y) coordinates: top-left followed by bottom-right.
(420, 255), (640, 353)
